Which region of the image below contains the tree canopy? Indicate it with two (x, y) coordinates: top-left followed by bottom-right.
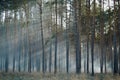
(0, 0), (34, 11)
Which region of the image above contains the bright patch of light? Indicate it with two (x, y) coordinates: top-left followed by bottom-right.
(2, 11), (5, 22)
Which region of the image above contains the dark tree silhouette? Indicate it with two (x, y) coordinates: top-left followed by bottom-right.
(54, 0), (58, 73)
(118, 0), (120, 75)
(4, 11), (9, 72)
(91, 0), (96, 76)
(86, 0), (90, 73)
(113, 0), (118, 74)
(65, 0), (69, 73)
(99, 0), (104, 74)
(73, 0), (81, 74)
(38, 1), (45, 73)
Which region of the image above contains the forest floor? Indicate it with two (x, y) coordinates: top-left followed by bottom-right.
(0, 72), (120, 80)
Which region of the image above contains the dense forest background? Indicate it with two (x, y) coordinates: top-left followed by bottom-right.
(0, 0), (120, 76)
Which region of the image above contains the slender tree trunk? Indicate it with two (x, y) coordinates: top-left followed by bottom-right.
(23, 3), (31, 72)
(100, 0), (104, 74)
(18, 47), (21, 72)
(113, 26), (118, 74)
(113, 0), (118, 74)
(91, 0), (96, 76)
(49, 1), (53, 73)
(49, 40), (52, 73)
(74, 0), (81, 74)
(54, 0), (58, 73)
(73, 0), (78, 74)
(86, 0), (90, 73)
(20, 8), (25, 72)
(18, 10), (22, 72)
(0, 56), (2, 71)
(118, 0), (120, 75)
(65, 0), (69, 73)
(5, 11), (9, 72)
(25, 4), (31, 73)
(0, 13), (2, 71)
(13, 10), (17, 72)
(78, 0), (82, 74)
(108, 0), (113, 73)
(103, 0), (107, 73)
(37, 1), (45, 73)
(105, 47), (107, 73)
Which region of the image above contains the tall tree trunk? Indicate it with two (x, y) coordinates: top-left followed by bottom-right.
(23, 3), (31, 72)
(13, 10), (17, 72)
(25, 4), (31, 73)
(49, 1), (53, 73)
(91, 0), (96, 76)
(49, 40), (52, 73)
(54, 0), (58, 73)
(108, 0), (113, 73)
(37, 0), (45, 73)
(0, 13), (2, 71)
(113, 0), (118, 74)
(74, 0), (81, 74)
(5, 10), (9, 72)
(65, 0), (69, 73)
(105, 47), (107, 73)
(118, 0), (120, 75)
(100, 0), (104, 74)
(18, 9), (22, 72)
(86, 0), (90, 73)
(77, 0), (82, 74)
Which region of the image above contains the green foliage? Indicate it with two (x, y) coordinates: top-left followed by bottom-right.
(0, 0), (35, 11)
(44, 0), (64, 7)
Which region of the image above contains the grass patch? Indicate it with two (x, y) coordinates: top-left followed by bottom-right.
(0, 72), (119, 80)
